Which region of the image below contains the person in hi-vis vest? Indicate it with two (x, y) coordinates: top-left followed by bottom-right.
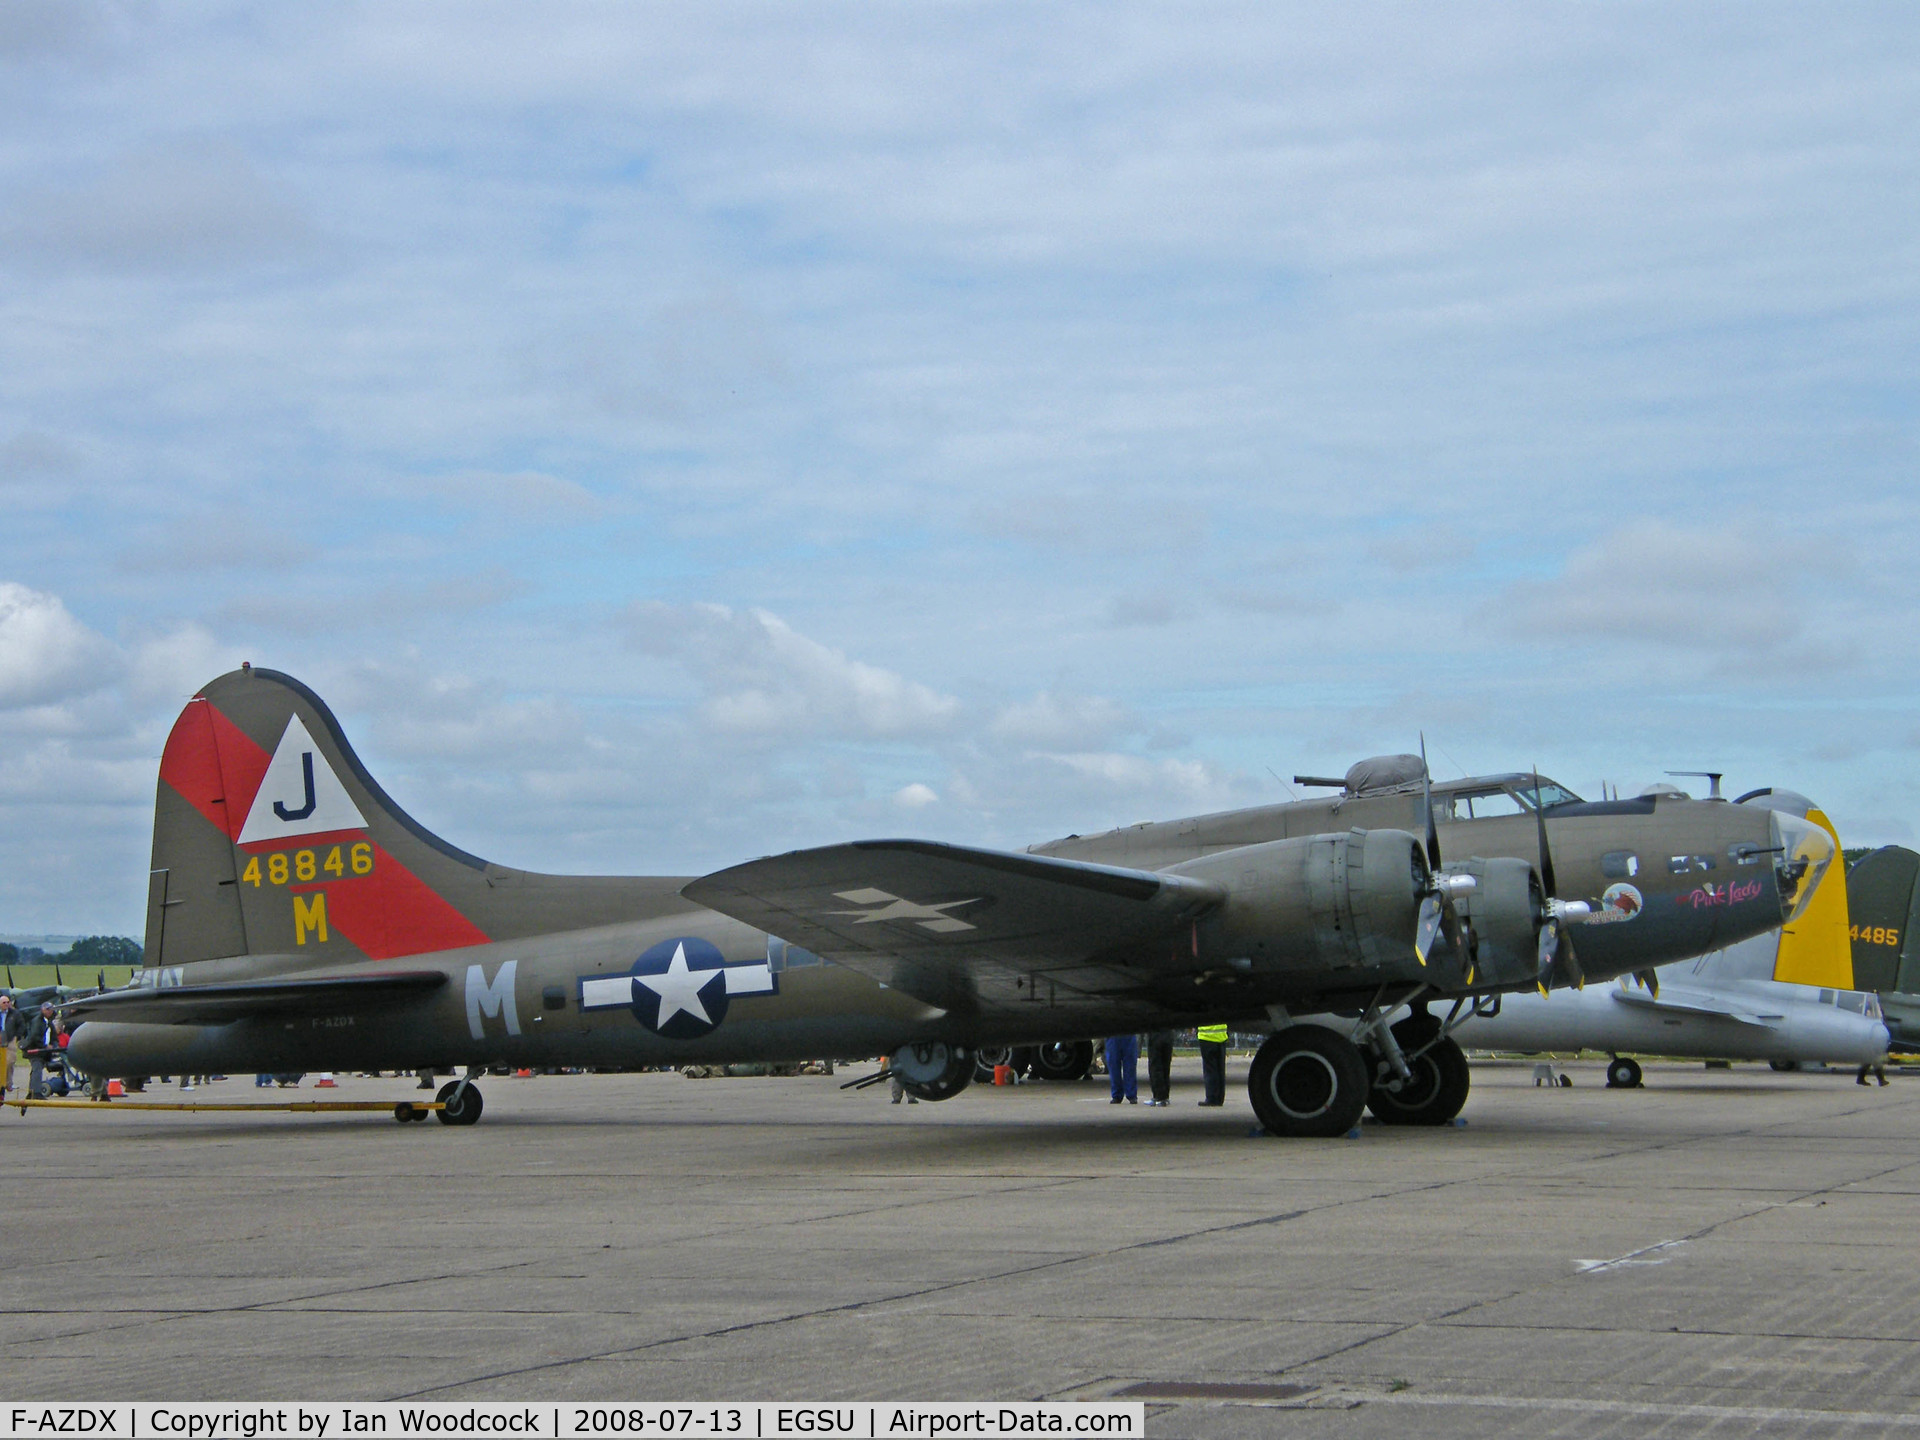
(1197, 1023), (1228, 1107)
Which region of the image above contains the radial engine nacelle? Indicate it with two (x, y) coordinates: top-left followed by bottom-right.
(1170, 828), (1544, 993)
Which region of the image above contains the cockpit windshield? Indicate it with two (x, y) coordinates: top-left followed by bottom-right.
(1441, 780), (1582, 820)
(1514, 781), (1580, 811)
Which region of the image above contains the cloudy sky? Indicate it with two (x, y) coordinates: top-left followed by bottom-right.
(2, 4), (1916, 935)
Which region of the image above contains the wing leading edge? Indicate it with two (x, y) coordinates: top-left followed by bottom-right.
(684, 839), (1225, 1014)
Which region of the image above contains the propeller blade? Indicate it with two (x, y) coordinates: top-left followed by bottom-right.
(1562, 926), (1584, 990)
(1414, 894), (1442, 965)
(1420, 733), (1441, 871)
(1536, 921), (1558, 995)
(1634, 967), (1660, 998)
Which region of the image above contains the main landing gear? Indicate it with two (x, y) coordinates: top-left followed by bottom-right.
(1363, 1012), (1471, 1127)
(1247, 1026), (1370, 1137)
(1246, 1009), (1473, 1137)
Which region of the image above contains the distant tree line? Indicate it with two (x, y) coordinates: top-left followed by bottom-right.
(0, 936), (143, 967)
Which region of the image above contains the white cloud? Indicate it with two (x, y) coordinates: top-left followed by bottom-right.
(990, 690), (1130, 748)
(624, 603), (960, 740)
(1491, 522), (1855, 670)
(123, 624), (242, 709)
(410, 469), (604, 520)
(117, 513), (316, 575)
(2, 140), (314, 273)
(0, 583), (117, 709)
(893, 782), (938, 808)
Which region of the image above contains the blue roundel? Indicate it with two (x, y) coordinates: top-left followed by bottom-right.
(629, 936), (730, 1040)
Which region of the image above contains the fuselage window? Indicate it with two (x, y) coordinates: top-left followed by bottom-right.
(1668, 854), (1716, 874)
(1602, 851), (1640, 879)
(1459, 791), (1529, 820)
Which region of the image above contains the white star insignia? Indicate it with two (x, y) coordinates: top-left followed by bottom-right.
(633, 941), (720, 1026)
(829, 888), (978, 933)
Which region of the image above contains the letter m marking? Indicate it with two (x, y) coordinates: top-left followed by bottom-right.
(294, 892), (328, 946)
(466, 960), (521, 1040)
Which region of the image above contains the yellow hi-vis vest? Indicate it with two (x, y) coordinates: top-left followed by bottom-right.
(1196, 1024), (1228, 1044)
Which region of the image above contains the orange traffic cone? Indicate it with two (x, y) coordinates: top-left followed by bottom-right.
(315, 1074), (337, 1088)
(106, 1079), (125, 1097)
(513, 1068), (534, 1078)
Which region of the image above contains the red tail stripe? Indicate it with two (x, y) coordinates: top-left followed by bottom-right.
(157, 699), (230, 838)
(156, 695), (492, 957)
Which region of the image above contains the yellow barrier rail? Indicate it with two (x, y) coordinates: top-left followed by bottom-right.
(7, 1098), (444, 1121)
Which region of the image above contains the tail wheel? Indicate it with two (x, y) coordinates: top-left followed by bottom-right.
(1248, 1026), (1369, 1137)
(1028, 1040), (1094, 1082)
(1366, 1034), (1471, 1126)
(435, 1080), (484, 1126)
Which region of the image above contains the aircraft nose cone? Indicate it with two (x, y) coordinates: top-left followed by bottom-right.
(1768, 810), (1835, 922)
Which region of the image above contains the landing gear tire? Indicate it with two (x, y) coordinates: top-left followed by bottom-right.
(891, 1042), (975, 1102)
(435, 1080), (484, 1126)
(1606, 1056), (1643, 1089)
(1366, 1034), (1471, 1126)
(1028, 1040), (1094, 1083)
(1248, 1026), (1369, 1138)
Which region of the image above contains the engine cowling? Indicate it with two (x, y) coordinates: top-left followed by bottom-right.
(1171, 828), (1429, 979)
(1437, 856), (1545, 989)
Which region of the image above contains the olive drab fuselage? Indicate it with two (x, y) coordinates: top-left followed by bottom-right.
(67, 669), (1821, 1081)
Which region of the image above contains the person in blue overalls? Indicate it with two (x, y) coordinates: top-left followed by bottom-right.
(1104, 1034), (1139, 1105)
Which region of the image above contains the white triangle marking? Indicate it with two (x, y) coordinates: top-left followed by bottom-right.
(236, 714), (369, 845)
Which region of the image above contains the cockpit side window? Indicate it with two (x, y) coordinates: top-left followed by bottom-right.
(1602, 851), (1640, 879)
(1456, 790), (1529, 820)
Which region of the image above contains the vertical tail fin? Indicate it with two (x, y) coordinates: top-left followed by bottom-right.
(1846, 846), (1920, 995)
(148, 667), (492, 967)
(147, 667), (685, 969)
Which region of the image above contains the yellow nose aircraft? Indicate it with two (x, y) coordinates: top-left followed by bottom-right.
(66, 666), (1831, 1137)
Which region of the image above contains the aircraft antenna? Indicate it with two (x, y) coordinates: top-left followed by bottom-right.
(1668, 770), (1725, 800)
(1266, 768), (1301, 801)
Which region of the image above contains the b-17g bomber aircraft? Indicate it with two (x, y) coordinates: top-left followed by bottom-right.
(67, 667), (1834, 1137)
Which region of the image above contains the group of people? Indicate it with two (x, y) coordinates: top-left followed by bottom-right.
(0, 993), (77, 1099)
(1103, 1026), (1230, 1107)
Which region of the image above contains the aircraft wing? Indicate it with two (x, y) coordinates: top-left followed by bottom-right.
(1609, 986), (1774, 1029)
(61, 972), (448, 1026)
(684, 840), (1225, 1014)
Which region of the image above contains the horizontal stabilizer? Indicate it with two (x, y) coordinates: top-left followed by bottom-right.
(63, 971), (447, 1026)
(684, 840), (1224, 1012)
